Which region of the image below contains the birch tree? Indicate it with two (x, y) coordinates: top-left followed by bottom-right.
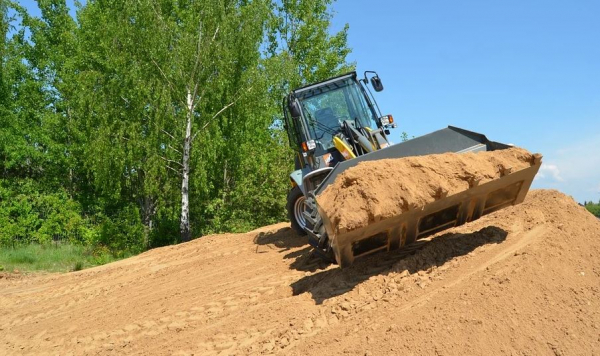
(49, 0), (351, 248)
(149, 1), (270, 241)
(74, 0), (270, 242)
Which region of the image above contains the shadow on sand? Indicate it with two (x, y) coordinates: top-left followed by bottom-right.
(252, 224), (508, 304)
(252, 226), (333, 271)
(253, 226), (308, 250)
(289, 226), (508, 304)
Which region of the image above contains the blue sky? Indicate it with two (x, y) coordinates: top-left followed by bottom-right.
(331, 0), (600, 203)
(19, 0), (600, 202)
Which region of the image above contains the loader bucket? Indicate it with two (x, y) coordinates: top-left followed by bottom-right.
(314, 126), (542, 267)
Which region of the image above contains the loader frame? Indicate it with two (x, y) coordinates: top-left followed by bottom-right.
(283, 72), (542, 267)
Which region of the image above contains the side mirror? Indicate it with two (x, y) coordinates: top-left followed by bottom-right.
(370, 76), (384, 92)
(288, 97), (301, 117)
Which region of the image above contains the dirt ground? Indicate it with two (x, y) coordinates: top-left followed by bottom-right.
(1, 190), (599, 355)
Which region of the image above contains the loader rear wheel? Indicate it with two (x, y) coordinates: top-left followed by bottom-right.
(287, 186), (307, 235)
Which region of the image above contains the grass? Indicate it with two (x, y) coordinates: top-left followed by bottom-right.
(0, 243), (126, 273)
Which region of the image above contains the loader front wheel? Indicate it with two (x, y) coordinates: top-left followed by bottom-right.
(287, 186), (307, 235)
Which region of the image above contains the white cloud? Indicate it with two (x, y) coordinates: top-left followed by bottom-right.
(550, 135), (600, 182)
(532, 134), (600, 202)
(536, 163), (563, 182)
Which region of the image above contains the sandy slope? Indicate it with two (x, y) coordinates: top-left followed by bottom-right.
(1, 190), (599, 355)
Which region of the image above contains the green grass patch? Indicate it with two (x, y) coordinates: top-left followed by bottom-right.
(0, 243), (131, 273)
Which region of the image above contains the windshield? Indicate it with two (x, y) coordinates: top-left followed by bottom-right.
(298, 78), (377, 150)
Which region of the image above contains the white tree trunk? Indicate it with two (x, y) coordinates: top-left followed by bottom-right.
(180, 90), (193, 242)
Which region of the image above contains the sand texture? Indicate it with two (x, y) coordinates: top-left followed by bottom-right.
(318, 147), (537, 234)
(1, 190), (599, 355)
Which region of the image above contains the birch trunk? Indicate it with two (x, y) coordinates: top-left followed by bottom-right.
(180, 90), (193, 242)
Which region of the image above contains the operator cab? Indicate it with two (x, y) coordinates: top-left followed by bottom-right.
(283, 71), (393, 169)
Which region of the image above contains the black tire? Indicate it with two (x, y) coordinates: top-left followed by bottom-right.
(287, 186), (307, 235)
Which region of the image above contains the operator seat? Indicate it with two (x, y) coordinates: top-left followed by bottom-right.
(313, 107), (339, 150)
(314, 107), (339, 130)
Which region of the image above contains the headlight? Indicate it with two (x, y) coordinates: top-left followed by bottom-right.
(301, 140), (316, 152)
(380, 114), (394, 126)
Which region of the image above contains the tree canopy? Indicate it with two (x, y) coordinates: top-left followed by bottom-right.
(583, 201), (600, 218)
(0, 0), (352, 253)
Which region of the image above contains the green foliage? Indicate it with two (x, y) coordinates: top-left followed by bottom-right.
(0, 180), (92, 246)
(73, 261), (83, 272)
(148, 215), (181, 248)
(584, 201), (600, 218)
(0, 243), (122, 273)
(97, 206), (146, 256)
(0, 0), (352, 265)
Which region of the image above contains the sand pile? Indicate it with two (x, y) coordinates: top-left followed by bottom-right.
(2, 190), (599, 355)
(292, 189), (600, 355)
(318, 147), (538, 233)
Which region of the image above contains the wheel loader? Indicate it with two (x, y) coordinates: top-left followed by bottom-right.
(283, 71), (541, 267)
